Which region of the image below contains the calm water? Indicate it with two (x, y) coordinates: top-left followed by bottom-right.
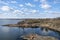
(0, 19), (60, 40)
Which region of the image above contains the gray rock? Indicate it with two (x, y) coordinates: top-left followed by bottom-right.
(21, 34), (58, 40)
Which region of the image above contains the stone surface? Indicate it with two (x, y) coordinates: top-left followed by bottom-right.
(21, 34), (58, 40)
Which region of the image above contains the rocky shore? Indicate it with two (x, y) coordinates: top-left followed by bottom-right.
(2, 18), (60, 32)
(21, 34), (58, 40)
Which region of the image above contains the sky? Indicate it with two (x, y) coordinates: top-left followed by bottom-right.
(0, 0), (60, 18)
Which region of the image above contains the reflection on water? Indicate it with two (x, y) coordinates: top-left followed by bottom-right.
(0, 19), (60, 40)
(41, 27), (48, 32)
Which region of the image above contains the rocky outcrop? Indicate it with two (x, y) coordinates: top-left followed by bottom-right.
(2, 18), (60, 31)
(21, 34), (58, 40)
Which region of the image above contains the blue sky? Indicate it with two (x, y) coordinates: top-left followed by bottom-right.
(0, 0), (60, 18)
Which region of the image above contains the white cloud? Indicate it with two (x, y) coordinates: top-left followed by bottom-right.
(13, 10), (20, 13)
(19, 4), (24, 7)
(10, 1), (17, 3)
(0, 7), (26, 18)
(22, 8), (39, 13)
(40, 0), (51, 11)
(40, 4), (51, 9)
(0, 6), (10, 11)
(13, 10), (23, 14)
(0, 7), (60, 18)
(25, 3), (35, 7)
(32, 10), (37, 13)
(12, 9), (25, 16)
(22, 8), (40, 15)
(30, 10), (39, 14)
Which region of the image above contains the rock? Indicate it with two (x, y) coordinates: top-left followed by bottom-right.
(2, 19), (60, 32)
(21, 34), (58, 40)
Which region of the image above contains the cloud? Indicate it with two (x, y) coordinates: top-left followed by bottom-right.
(40, 4), (51, 9)
(46, 11), (60, 14)
(30, 10), (39, 14)
(0, 7), (60, 18)
(21, 8), (39, 14)
(0, 0), (17, 5)
(0, 6), (10, 11)
(19, 4), (24, 7)
(10, 1), (17, 4)
(31, 10), (37, 13)
(0, 7), (26, 18)
(13, 10), (20, 13)
(25, 3), (35, 7)
(11, 9), (25, 17)
(40, 0), (52, 13)
(0, 13), (11, 18)
(0, 0), (8, 5)
(13, 10), (23, 14)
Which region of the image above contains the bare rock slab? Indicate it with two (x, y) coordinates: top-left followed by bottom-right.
(21, 34), (58, 40)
